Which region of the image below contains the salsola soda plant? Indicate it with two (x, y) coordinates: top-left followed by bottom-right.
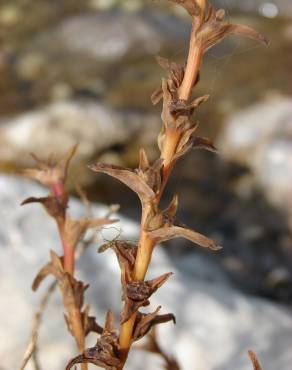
(20, 0), (268, 369)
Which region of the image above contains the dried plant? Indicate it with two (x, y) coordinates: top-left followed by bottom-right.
(20, 1), (268, 370)
(21, 146), (117, 370)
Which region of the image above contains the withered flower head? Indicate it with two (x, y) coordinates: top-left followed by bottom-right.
(21, 144), (78, 194)
(121, 272), (173, 324)
(66, 311), (122, 370)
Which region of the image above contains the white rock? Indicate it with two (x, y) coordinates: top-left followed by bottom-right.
(1, 175), (292, 370)
(217, 97), (292, 225)
(0, 100), (159, 166)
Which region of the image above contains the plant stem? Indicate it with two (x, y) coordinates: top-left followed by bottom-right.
(52, 183), (87, 370)
(179, 22), (202, 101)
(118, 17), (203, 367)
(59, 228), (87, 370)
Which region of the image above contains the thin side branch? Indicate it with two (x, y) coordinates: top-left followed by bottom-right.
(18, 280), (57, 370)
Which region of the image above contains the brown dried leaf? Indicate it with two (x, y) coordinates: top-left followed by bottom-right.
(225, 23), (269, 46)
(164, 195), (178, 218)
(99, 241), (138, 287)
(82, 306), (103, 336)
(156, 56), (184, 89)
(21, 196), (66, 224)
(148, 225), (222, 251)
(66, 345), (121, 370)
(139, 328), (181, 370)
(174, 125), (198, 160)
(65, 216), (117, 250)
(161, 78), (176, 131)
(248, 351), (263, 370)
(169, 95), (209, 117)
(133, 306), (176, 341)
(66, 312), (121, 370)
(32, 251), (89, 340)
(200, 5), (269, 52)
(139, 148), (150, 171)
(121, 273), (173, 324)
(192, 136), (218, 152)
(89, 163), (155, 203)
(151, 86), (163, 105)
(32, 250), (65, 291)
(137, 158), (163, 196)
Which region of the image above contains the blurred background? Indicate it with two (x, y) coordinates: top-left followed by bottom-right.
(0, 0), (292, 368)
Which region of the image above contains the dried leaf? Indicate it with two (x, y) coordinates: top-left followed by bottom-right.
(139, 148), (150, 171)
(89, 163), (155, 204)
(99, 241), (137, 287)
(133, 306), (176, 341)
(148, 225), (222, 251)
(199, 5), (269, 52)
(137, 158), (163, 196)
(32, 251), (90, 341)
(248, 351), (263, 370)
(139, 328), (181, 370)
(192, 136), (218, 152)
(65, 216), (117, 250)
(82, 306), (103, 336)
(151, 86), (163, 105)
(169, 95), (209, 116)
(164, 195), (178, 218)
(66, 312), (121, 370)
(161, 78), (176, 131)
(32, 251), (63, 291)
(21, 196), (66, 224)
(121, 273), (173, 324)
(66, 344), (121, 370)
(156, 56), (184, 89)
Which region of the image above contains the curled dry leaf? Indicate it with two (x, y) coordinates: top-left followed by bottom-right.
(82, 305), (104, 336)
(66, 311), (122, 370)
(148, 225), (221, 251)
(139, 328), (181, 370)
(121, 273), (173, 324)
(98, 241), (138, 285)
(133, 306), (176, 341)
(248, 351), (263, 370)
(64, 216), (117, 250)
(32, 251), (101, 340)
(21, 196), (66, 225)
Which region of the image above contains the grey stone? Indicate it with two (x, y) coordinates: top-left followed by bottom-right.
(0, 100), (159, 168)
(1, 175), (292, 370)
(19, 10), (189, 86)
(213, 0), (292, 18)
(217, 97), (292, 226)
